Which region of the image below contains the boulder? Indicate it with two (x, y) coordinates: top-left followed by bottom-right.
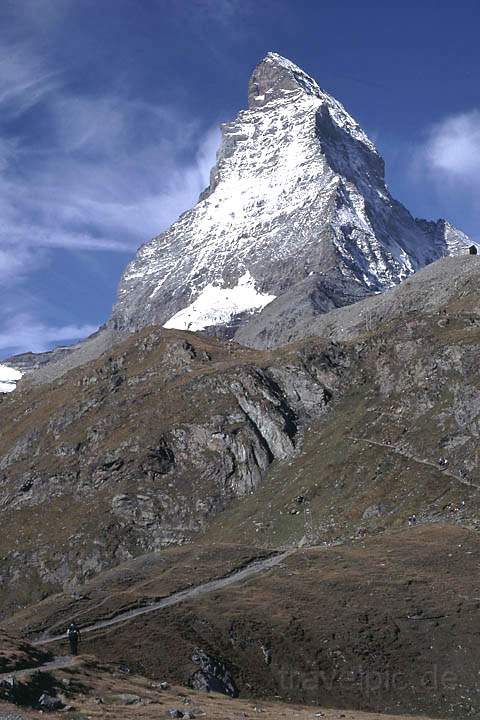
(38, 692), (65, 711)
(189, 648), (238, 697)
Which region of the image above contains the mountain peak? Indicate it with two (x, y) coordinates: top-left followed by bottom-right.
(247, 53), (376, 153)
(248, 52), (321, 108)
(110, 53), (472, 338)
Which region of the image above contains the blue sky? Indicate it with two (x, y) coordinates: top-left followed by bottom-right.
(1, 0), (479, 357)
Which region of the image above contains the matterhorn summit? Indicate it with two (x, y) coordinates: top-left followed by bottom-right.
(111, 53), (471, 339)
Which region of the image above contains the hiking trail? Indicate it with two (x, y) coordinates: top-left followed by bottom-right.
(32, 548), (297, 648)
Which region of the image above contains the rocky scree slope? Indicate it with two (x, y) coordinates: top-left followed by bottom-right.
(111, 52), (471, 338)
(0, 328), (348, 613)
(237, 253), (480, 348)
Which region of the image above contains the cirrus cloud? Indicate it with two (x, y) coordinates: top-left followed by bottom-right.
(0, 24), (220, 354)
(0, 79), (220, 284)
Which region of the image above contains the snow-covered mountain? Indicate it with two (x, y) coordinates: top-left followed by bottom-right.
(110, 52), (472, 337)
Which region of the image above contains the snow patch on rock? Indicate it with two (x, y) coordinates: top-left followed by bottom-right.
(163, 271), (276, 331)
(0, 364), (22, 393)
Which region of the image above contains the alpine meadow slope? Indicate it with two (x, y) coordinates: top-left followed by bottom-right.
(1, 252), (479, 718)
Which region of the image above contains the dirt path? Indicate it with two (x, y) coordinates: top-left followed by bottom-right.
(32, 548), (296, 647)
(348, 436), (480, 491)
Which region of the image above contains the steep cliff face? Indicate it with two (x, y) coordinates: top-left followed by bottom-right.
(111, 52), (471, 337)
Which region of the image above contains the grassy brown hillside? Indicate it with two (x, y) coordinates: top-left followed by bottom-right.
(0, 630), (52, 674)
(0, 639), (446, 720)
(0, 256), (479, 718)
(4, 525), (480, 718)
(0, 325), (350, 613)
(1, 261), (478, 613)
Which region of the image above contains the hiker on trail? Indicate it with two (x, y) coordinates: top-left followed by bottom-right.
(67, 622), (81, 656)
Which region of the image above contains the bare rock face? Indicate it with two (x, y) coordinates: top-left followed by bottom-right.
(110, 52), (472, 338)
(189, 649), (238, 697)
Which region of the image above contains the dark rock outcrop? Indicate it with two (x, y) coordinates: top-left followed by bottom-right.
(189, 649), (238, 697)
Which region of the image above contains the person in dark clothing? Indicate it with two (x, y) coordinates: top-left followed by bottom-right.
(67, 622), (80, 656)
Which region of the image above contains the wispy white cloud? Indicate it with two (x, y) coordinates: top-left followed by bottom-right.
(0, 55), (220, 282)
(0, 313), (98, 355)
(0, 245), (46, 282)
(418, 110), (480, 185)
(0, 42), (61, 117)
(0, 0), (221, 285)
(0, 108), (219, 275)
(410, 109), (480, 239)
(0, 0), (222, 354)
